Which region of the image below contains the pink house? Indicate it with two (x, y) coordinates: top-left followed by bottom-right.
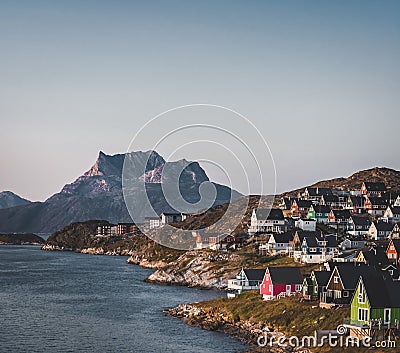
(260, 266), (303, 300)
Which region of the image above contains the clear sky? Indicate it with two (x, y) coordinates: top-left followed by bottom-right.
(1, 0), (399, 201)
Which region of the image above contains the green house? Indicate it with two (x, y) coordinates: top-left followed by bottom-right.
(350, 274), (400, 327)
(302, 270), (331, 301)
(307, 204), (331, 224)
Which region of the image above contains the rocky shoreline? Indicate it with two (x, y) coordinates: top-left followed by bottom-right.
(165, 303), (312, 353)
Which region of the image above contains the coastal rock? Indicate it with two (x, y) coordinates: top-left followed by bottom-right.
(165, 304), (313, 353)
(145, 251), (241, 289)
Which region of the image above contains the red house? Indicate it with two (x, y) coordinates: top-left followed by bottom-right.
(387, 239), (400, 266)
(260, 266), (303, 300)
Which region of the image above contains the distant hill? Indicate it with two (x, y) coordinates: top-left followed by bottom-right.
(0, 151), (241, 233)
(0, 191), (31, 210)
(0, 233), (44, 245)
(283, 167), (400, 197)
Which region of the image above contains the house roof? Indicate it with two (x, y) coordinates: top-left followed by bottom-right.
(295, 230), (323, 242)
(294, 200), (312, 208)
(333, 264), (371, 290)
(350, 216), (371, 226)
(268, 266), (303, 284)
(313, 271), (331, 287)
(360, 273), (400, 308)
(389, 206), (400, 216)
(255, 208), (284, 221)
(348, 196), (363, 207)
(310, 204), (331, 214)
(306, 187), (333, 197)
(373, 221), (394, 232)
(243, 269), (266, 281)
(359, 246), (390, 268)
(322, 195), (339, 203)
(363, 182), (387, 192)
(282, 198), (296, 209)
(271, 232), (294, 244)
(331, 209), (351, 219)
(367, 197), (388, 206)
(304, 235), (338, 248)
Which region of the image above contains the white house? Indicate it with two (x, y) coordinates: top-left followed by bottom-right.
(340, 238), (367, 250)
(161, 212), (182, 225)
(346, 216), (371, 236)
(295, 218), (316, 231)
(300, 235), (339, 264)
(383, 206), (400, 224)
(145, 216), (161, 229)
(248, 208), (287, 235)
(266, 232), (293, 255)
(96, 224), (118, 237)
(368, 221), (394, 240)
(227, 268), (265, 298)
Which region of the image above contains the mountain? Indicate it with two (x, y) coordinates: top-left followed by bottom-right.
(0, 151), (241, 233)
(0, 191), (31, 209)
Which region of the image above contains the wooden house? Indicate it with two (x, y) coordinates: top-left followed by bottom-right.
(367, 221), (394, 240)
(328, 209), (351, 224)
(266, 232), (294, 255)
(363, 197), (388, 217)
(260, 266), (303, 300)
(300, 235), (339, 264)
(248, 208), (287, 235)
(383, 206), (400, 224)
(346, 196), (364, 214)
(346, 215), (371, 236)
(228, 269), (266, 298)
(302, 270), (331, 301)
(386, 239), (400, 266)
(360, 182), (387, 198)
(291, 200), (312, 215)
(349, 273), (400, 331)
(321, 263), (371, 306)
(307, 204), (331, 224)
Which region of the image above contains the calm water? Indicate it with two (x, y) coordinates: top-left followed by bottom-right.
(0, 246), (246, 353)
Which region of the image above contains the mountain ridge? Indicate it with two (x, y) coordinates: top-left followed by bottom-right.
(0, 150), (241, 233)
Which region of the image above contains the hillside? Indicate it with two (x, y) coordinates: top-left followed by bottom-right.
(281, 166), (400, 198)
(0, 233), (44, 245)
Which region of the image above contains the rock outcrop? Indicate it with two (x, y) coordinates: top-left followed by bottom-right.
(165, 304), (312, 352)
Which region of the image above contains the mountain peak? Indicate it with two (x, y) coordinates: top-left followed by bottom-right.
(0, 191), (31, 210)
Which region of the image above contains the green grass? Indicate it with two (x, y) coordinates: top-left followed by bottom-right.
(197, 291), (348, 337)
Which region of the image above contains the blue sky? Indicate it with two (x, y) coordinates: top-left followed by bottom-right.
(1, 0), (399, 201)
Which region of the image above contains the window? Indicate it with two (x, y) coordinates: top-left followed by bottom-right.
(343, 291), (349, 297)
(334, 276), (339, 284)
(384, 308), (391, 324)
(358, 308), (369, 322)
(286, 285), (291, 292)
(358, 284), (366, 304)
(295, 284), (301, 291)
